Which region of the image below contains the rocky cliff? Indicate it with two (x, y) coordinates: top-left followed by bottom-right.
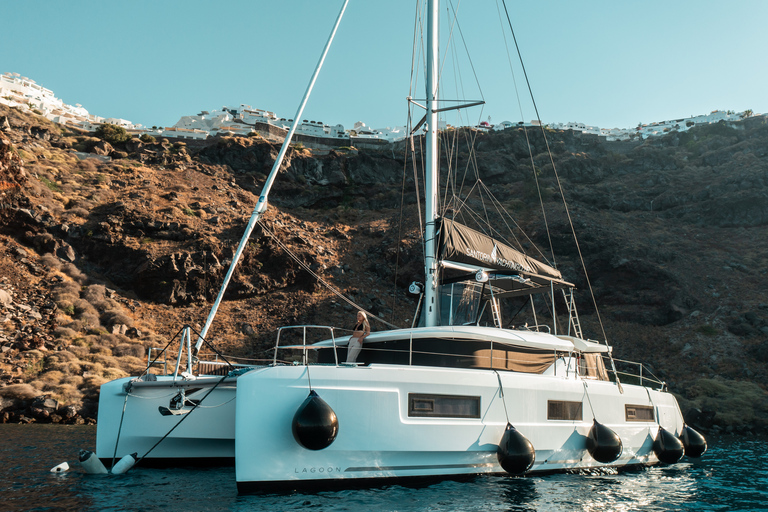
(0, 103), (766, 434)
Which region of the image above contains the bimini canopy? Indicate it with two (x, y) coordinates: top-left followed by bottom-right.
(437, 218), (574, 298)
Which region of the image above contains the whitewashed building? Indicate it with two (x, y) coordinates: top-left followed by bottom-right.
(0, 71), (762, 146)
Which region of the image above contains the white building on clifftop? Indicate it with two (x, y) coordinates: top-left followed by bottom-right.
(0, 72), (142, 132)
(0, 71), (762, 145)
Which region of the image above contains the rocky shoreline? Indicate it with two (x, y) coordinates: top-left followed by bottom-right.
(1, 104), (768, 434)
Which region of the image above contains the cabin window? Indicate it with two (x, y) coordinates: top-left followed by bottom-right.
(408, 393), (480, 418)
(625, 404), (655, 422)
(438, 282), (484, 326)
(547, 400), (583, 421)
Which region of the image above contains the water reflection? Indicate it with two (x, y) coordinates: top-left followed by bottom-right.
(1, 425), (766, 512)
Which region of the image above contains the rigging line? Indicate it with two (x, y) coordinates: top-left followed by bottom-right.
(407, 3), (426, 255)
(455, 122), (477, 197)
(441, 127), (459, 212)
(411, 0), (425, 101)
(533, 140), (608, 340)
(446, 0), (484, 102)
(449, 192), (496, 238)
(126, 391), (178, 400)
(494, 0), (530, 138)
(528, 138), (556, 264)
(582, 380), (597, 419)
(644, 386), (658, 433)
(449, 180), (481, 217)
(191, 396), (236, 409)
(414, 133), (426, 259)
(492, 0), (545, 245)
(506, 298), (530, 328)
(493, 370), (510, 423)
(439, 14), (463, 217)
(439, 131), (451, 209)
(475, 184), (526, 251)
(479, 190), (526, 254)
(478, 181), (552, 262)
(448, 129), (459, 206)
(443, 9), (474, 209)
(445, 2), (485, 199)
(111, 393), (129, 470)
(392, 100), (418, 327)
(143, 325), (188, 375)
(500, 0), (608, 344)
(434, 10), (484, 207)
(457, 106), (486, 202)
(260, 222), (400, 330)
(135, 373), (230, 467)
(494, 0), (520, 102)
(183, 323), (237, 370)
(499, 0), (557, 268)
(478, 184), (494, 239)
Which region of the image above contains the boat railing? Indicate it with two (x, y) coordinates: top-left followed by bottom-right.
(273, 326), (574, 375)
(142, 326), (259, 379)
(273, 325), (342, 365)
(608, 357), (666, 389)
(270, 326), (666, 388)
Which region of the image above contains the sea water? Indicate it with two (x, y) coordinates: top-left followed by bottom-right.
(1, 424), (765, 511)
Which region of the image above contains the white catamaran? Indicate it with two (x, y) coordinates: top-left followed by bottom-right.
(96, 0), (706, 491)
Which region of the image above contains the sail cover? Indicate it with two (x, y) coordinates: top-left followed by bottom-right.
(437, 218), (572, 295)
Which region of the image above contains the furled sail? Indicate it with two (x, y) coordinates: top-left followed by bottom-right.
(437, 218), (573, 296)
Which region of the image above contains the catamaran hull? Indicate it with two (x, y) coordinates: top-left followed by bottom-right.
(235, 364), (683, 492)
(96, 376), (237, 466)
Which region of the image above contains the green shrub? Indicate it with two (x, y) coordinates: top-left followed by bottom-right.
(95, 123), (130, 144)
(139, 133), (156, 143)
(40, 176), (61, 192)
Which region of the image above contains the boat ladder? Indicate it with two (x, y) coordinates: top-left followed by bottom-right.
(491, 297), (502, 328)
(563, 289), (583, 339)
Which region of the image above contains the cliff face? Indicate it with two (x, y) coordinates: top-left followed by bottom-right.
(0, 103), (766, 433)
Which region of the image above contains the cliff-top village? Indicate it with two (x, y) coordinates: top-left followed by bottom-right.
(0, 71), (759, 146)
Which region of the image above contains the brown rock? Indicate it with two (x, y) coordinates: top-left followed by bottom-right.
(91, 140), (113, 156)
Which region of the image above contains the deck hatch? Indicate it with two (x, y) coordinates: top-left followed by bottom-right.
(625, 404), (655, 422)
(408, 393), (481, 418)
(547, 400), (583, 421)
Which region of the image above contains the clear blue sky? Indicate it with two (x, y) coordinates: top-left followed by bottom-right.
(3, 1), (767, 131)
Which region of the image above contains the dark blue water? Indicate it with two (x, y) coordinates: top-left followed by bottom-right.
(1, 425), (765, 511)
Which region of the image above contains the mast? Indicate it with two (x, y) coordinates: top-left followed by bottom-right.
(423, 0), (440, 326)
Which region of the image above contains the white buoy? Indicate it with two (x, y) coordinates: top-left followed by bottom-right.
(78, 449), (108, 475)
(111, 453), (138, 475)
(50, 462), (69, 473)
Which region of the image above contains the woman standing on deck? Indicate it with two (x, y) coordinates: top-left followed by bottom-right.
(346, 311), (370, 363)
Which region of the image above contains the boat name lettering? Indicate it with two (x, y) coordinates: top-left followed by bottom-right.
(465, 248), (530, 272)
(295, 466), (342, 474)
